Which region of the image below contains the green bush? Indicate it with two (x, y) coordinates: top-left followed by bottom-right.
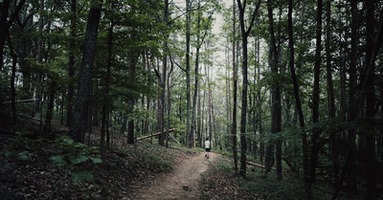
(50, 135), (102, 182)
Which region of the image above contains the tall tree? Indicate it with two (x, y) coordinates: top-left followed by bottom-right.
(231, 0), (239, 173)
(236, 0), (261, 177)
(287, 0), (309, 197)
(66, 0), (77, 127)
(325, 0), (339, 184)
(363, 0), (382, 198)
(157, 0), (169, 146)
(309, 0), (323, 188)
(71, 0), (103, 142)
(266, 0), (282, 179)
(101, 0), (115, 149)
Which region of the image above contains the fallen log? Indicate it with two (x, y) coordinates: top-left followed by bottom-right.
(135, 128), (175, 141)
(2, 98), (39, 104)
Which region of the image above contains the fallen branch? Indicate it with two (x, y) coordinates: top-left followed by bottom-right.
(246, 161), (276, 170)
(135, 128), (175, 141)
(168, 133), (180, 144)
(2, 98), (39, 104)
(282, 157), (298, 173)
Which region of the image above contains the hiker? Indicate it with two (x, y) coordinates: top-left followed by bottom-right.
(205, 138), (211, 158)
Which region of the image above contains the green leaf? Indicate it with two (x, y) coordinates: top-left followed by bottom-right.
(63, 137), (74, 145)
(70, 155), (89, 165)
(71, 171), (94, 182)
(50, 155), (67, 166)
(89, 157), (102, 164)
(74, 142), (87, 149)
(18, 151), (30, 160)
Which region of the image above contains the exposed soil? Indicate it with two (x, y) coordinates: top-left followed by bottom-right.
(130, 152), (219, 200)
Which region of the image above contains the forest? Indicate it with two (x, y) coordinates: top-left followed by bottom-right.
(1, 0), (383, 199)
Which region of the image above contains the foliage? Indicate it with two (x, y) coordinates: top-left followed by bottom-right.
(0, 132), (187, 199)
(50, 135), (102, 182)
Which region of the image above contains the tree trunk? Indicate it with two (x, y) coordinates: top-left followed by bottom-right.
(127, 56), (138, 144)
(8, 37), (17, 125)
(288, 0), (309, 197)
(344, 1), (358, 196)
(190, 1), (201, 149)
(186, 0), (192, 148)
(237, 0), (261, 178)
(66, 0), (77, 127)
(44, 81), (55, 131)
(325, 0), (339, 184)
(101, 0), (114, 149)
(167, 50), (175, 148)
(71, 0), (103, 142)
(364, 1), (378, 198)
(267, 0), (282, 179)
(231, 0), (238, 173)
(310, 0), (323, 187)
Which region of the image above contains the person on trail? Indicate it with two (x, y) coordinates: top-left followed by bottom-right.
(205, 138), (211, 158)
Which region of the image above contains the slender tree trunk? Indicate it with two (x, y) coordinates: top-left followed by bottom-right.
(267, 0), (282, 180)
(343, 1), (359, 197)
(310, 0), (323, 187)
(9, 37), (17, 125)
(231, 0), (238, 173)
(44, 81), (55, 131)
(237, 0), (261, 177)
(190, 1), (201, 148)
(186, 0), (192, 147)
(288, 0), (309, 197)
(197, 75), (202, 147)
(364, 1), (378, 198)
(127, 57), (138, 144)
(325, 0), (339, 184)
(167, 54), (174, 147)
(201, 72), (207, 146)
(67, 0), (77, 127)
(225, 46), (232, 149)
(163, 0), (170, 147)
(71, 0), (103, 142)
(36, 0), (45, 131)
(101, 0), (114, 149)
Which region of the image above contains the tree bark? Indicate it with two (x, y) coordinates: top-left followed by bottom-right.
(325, 0), (339, 184)
(231, 0), (238, 173)
(287, 0), (309, 197)
(310, 0), (323, 186)
(71, 0), (103, 142)
(8, 35), (17, 125)
(190, 1), (201, 149)
(186, 0), (192, 148)
(101, 0), (114, 149)
(267, 0), (282, 179)
(66, 0), (77, 127)
(364, 1), (377, 198)
(236, 0), (261, 177)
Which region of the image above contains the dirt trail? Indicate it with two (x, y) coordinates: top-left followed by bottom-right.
(132, 152), (219, 200)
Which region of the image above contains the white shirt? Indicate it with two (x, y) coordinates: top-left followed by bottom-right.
(205, 140), (210, 148)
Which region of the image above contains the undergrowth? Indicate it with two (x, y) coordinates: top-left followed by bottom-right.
(200, 157), (350, 200)
(0, 133), (184, 199)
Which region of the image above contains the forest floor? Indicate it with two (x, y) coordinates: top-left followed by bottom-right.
(0, 118), (259, 199)
(131, 152), (219, 200)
